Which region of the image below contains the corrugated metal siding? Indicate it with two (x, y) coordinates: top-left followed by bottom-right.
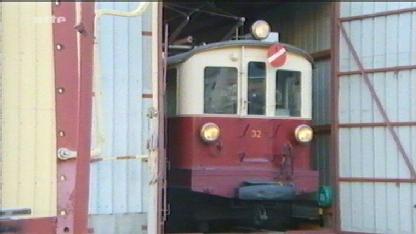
(89, 2), (153, 217)
(271, 3), (331, 54)
(311, 60), (331, 186)
(0, 2), (56, 217)
(312, 134), (331, 186)
(338, 2), (416, 233)
(312, 60), (331, 125)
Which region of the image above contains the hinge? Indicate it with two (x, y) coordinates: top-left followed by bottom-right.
(162, 203), (170, 222)
(57, 147), (78, 160)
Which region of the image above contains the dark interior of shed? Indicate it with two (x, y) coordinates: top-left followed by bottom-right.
(163, 2), (331, 54)
(164, 2), (280, 45)
(163, 2), (333, 232)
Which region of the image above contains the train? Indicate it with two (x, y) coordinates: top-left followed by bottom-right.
(165, 20), (320, 231)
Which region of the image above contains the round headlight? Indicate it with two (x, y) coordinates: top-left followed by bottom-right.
(200, 122), (220, 143)
(251, 20), (271, 40)
(294, 124), (313, 143)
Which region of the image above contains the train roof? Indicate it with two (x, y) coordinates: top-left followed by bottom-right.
(167, 40), (313, 66)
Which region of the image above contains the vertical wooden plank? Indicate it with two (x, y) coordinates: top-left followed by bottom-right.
(89, 2), (151, 218)
(2, 2), (20, 210)
(19, 4), (37, 212)
(112, 2), (129, 214)
(97, 1), (115, 214)
(34, 2), (57, 216)
(127, 1), (144, 213)
(2, 2), (56, 218)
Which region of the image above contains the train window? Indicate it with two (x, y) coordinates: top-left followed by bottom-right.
(166, 68), (177, 116)
(248, 62), (266, 115)
(204, 67), (238, 114)
(276, 70), (301, 117)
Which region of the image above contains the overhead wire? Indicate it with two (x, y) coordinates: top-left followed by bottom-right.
(165, 3), (241, 21)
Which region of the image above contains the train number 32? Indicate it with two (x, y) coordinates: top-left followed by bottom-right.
(251, 129), (262, 138)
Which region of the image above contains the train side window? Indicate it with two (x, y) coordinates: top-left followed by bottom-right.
(204, 67), (238, 114)
(248, 62), (266, 115)
(275, 70), (301, 117)
(166, 68), (177, 116)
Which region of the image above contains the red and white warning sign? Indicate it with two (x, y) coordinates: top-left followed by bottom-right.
(267, 44), (287, 67)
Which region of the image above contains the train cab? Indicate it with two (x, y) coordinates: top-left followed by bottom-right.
(166, 39), (318, 200)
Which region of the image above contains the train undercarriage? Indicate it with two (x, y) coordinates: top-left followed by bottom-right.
(166, 188), (322, 233)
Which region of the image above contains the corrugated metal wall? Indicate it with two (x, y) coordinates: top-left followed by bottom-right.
(0, 2), (56, 217)
(269, 3), (333, 185)
(312, 60), (331, 125)
(275, 3), (331, 54)
(312, 60), (331, 185)
(338, 2), (416, 233)
(88, 2), (153, 232)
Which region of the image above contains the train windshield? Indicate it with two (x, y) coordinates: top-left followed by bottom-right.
(204, 67), (238, 114)
(275, 70), (301, 117)
(247, 62), (266, 115)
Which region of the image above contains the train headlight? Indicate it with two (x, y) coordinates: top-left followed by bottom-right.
(251, 20), (271, 40)
(294, 124), (313, 143)
(200, 122), (220, 143)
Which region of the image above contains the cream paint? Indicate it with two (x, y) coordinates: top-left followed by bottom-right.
(1, 2), (56, 217)
(173, 45), (312, 119)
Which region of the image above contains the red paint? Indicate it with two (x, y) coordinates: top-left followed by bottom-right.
(74, 3), (95, 234)
(167, 116), (318, 198)
(267, 44), (287, 67)
(52, 2), (94, 233)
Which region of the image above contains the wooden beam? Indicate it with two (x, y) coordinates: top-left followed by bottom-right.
(310, 49), (331, 61)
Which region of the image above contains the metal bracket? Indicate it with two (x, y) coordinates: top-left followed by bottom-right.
(147, 107), (158, 119)
(57, 147), (78, 160)
(74, 22), (87, 35)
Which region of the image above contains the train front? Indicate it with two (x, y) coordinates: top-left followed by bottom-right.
(166, 21), (318, 204)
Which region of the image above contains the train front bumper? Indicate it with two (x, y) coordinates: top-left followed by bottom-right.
(237, 181), (296, 201)
(169, 167), (318, 199)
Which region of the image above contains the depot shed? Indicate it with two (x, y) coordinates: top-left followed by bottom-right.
(164, 2), (416, 233)
(0, 2), (416, 234)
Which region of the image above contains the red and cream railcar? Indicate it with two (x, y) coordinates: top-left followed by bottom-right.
(166, 39), (318, 202)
